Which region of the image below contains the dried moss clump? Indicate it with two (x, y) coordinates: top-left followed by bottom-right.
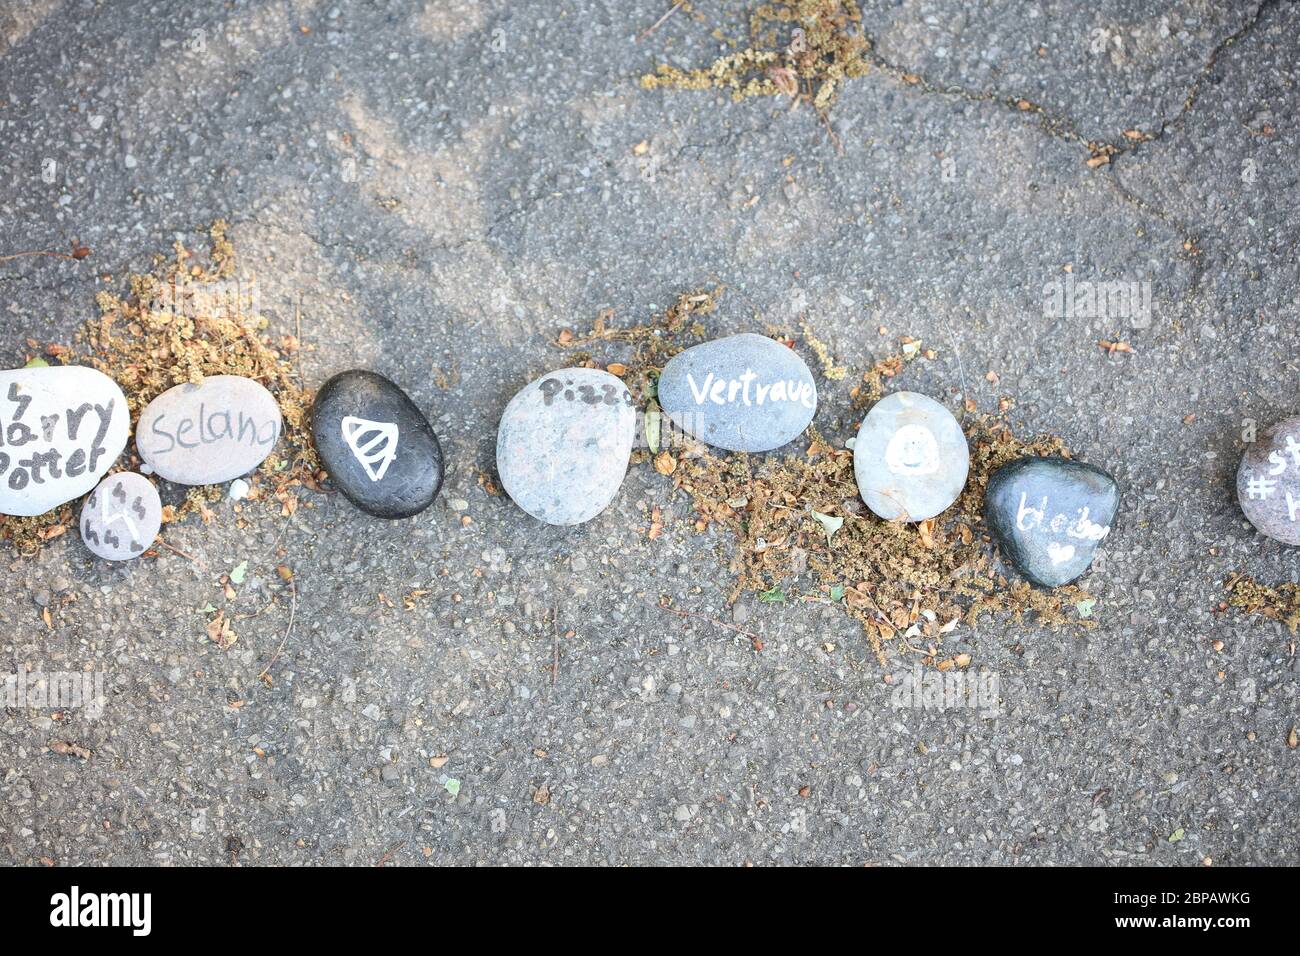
(1225, 574), (1300, 633)
(84, 223), (320, 511)
(671, 418), (1092, 663)
(640, 0), (872, 114)
(557, 294), (1094, 664)
(555, 287), (723, 402)
(1, 222), (320, 552)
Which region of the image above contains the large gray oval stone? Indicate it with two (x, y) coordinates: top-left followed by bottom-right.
(1237, 416), (1300, 545)
(136, 375), (282, 485)
(0, 365), (129, 517)
(497, 367), (635, 525)
(80, 472), (162, 561)
(853, 391), (969, 522)
(657, 333), (817, 452)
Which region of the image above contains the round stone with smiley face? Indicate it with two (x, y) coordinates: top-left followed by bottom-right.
(853, 391), (969, 522)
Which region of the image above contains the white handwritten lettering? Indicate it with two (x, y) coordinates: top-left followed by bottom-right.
(683, 369), (814, 410)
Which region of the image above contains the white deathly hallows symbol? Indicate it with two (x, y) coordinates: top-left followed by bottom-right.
(341, 415), (399, 482)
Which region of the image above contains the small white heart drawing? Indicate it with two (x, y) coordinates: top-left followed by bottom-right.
(1047, 541), (1076, 565)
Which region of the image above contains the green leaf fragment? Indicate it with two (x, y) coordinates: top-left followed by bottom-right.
(1168, 828), (1185, 843)
(23, 357), (49, 368)
(229, 560), (249, 585)
(759, 586), (786, 604)
(645, 401), (662, 455)
(829, 585), (845, 603)
(1075, 598), (1096, 618)
(811, 510), (843, 546)
(443, 778), (461, 797)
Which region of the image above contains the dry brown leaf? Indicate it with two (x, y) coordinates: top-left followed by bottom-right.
(206, 612), (236, 650)
(769, 66), (799, 98)
(49, 740), (92, 759)
(648, 505), (664, 540)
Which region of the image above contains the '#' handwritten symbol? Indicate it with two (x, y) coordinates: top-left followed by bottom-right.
(341, 416), (399, 482)
(1246, 475), (1276, 500)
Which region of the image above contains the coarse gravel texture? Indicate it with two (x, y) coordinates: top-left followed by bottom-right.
(0, 0), (1296, 866)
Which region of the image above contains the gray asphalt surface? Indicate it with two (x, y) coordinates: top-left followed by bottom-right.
(0, 0), (1296, 866)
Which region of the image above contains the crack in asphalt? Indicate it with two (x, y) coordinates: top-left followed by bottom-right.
(1130, 0), (1280, 154)
(5, 4), (1279, 292)
(851, 0), (1280, 245)
(1106, 174), (1207, 292)
(862, 0), (1278, 165)
(863, 48), (1096, 152)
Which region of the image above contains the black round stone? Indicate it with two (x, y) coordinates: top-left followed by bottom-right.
(984, 456), (1119, 588)
(311, 370), (444, 519)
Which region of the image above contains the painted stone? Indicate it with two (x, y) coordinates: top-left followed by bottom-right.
(985, 456), (1119, 588)
(0, 365), (129, 517)
(657, 333), (817, 453)
(136, 375), (281, 485)
(1237, 415), (1300, 545)
(497, 367), (635, 525)
(311, 370), (445, 519)
(853, 391), (968, 521)
(80, 472), (162, 561)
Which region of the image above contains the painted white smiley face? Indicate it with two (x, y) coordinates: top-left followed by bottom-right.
(884, 424), (940, 476)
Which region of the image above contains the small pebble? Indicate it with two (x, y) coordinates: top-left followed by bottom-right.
(79, 472), (162, 561)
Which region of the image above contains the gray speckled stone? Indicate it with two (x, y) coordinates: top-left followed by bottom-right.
(1237, 416), (1300, 545)
(657, 333), (816, 452)
(853, 391), (968, 521)
(79, 472), (161, 561)
(0, 365), (129, 517)
(497, 367), (635, 525)
(985, 456), (1119, 588)
(136, 375), (282, 485)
